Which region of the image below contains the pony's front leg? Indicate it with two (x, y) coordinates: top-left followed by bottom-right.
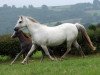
(41, 45), (55, 60)
(21, 44), (35, 64)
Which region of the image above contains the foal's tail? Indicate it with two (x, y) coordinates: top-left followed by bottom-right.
(75, 23), (96, 51)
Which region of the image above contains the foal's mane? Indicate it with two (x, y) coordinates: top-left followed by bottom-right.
(21, 31), (31, 38)
(27, 17), (39, 23)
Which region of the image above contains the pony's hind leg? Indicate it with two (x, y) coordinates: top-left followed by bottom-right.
(61, 41), (72, 59)
(73, 41), (85, 57)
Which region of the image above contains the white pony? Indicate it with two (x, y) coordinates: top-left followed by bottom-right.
(14, 16), (96, 64)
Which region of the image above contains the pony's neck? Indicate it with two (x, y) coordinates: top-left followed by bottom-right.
(27, 19), (43, 33)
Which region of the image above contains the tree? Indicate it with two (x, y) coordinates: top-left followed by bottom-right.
(28, 5), (34, 9)
(23, 5), (27, 9)
(93, 0), (100, 9)
(3, 4), (8, 8)
(41, 5), (49, 11)
(88, 25), (97, 41)
(12, 5), (16, 8)
(96, 23), (100, 27)
(88, 25), (96, 31)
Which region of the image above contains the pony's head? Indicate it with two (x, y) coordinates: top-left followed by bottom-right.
(14, 16), (27, 31)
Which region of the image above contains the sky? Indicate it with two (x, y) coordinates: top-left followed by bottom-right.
(0, 0), (93, 7)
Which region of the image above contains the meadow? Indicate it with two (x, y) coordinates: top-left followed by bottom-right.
(0, 52), (100, 75)
(0, 26), (99, 75)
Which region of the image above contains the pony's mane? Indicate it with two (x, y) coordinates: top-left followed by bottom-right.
(27, 17), (39, 23)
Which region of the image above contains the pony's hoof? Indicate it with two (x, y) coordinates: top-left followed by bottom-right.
(21, 61), (28, 64)
(21, 62), (25, 64)
(10, 61), (15, 65)
(50, 57), (55, 61)
(10, 63), (13, 65)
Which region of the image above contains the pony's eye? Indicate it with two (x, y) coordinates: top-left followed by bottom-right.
(19, 21), (22, 23)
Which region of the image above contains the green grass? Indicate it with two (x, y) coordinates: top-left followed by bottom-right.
(0, 53), (100, 75)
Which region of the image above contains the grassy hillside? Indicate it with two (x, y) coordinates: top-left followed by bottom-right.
(49, 5), (71, 11)
(85, 10), (100, 16)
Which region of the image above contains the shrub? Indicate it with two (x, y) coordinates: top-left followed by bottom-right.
(0, 35), (21, 58)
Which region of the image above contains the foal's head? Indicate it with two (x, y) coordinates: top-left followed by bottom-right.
(11, 30), (30, 39)
(11, 30), (22, 38)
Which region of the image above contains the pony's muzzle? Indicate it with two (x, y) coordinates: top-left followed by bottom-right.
(14, 27), (20, 31)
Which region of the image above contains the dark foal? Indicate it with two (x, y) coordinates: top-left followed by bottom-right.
(10, 30), (45, 65)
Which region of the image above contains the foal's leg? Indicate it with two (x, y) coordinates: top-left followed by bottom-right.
(21, 44), (35, 64)
(73, 41), (85, 57)
(23, 53), (26, 59)
(10, 50), (23, 65)
(41, 45), (55, 60)
(61, 42), (72, 59)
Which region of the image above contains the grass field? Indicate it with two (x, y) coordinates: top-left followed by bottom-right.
(0, 53), (100, 75)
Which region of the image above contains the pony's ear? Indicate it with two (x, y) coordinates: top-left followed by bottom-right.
(18, 16), (23, 20)
(20, 16), (23, 20)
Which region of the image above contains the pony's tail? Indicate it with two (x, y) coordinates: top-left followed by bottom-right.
(75, 23), (96, 51)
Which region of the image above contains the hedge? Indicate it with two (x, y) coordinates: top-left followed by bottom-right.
(0, 29), (100, 57)
(0, 35), (21, 58)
